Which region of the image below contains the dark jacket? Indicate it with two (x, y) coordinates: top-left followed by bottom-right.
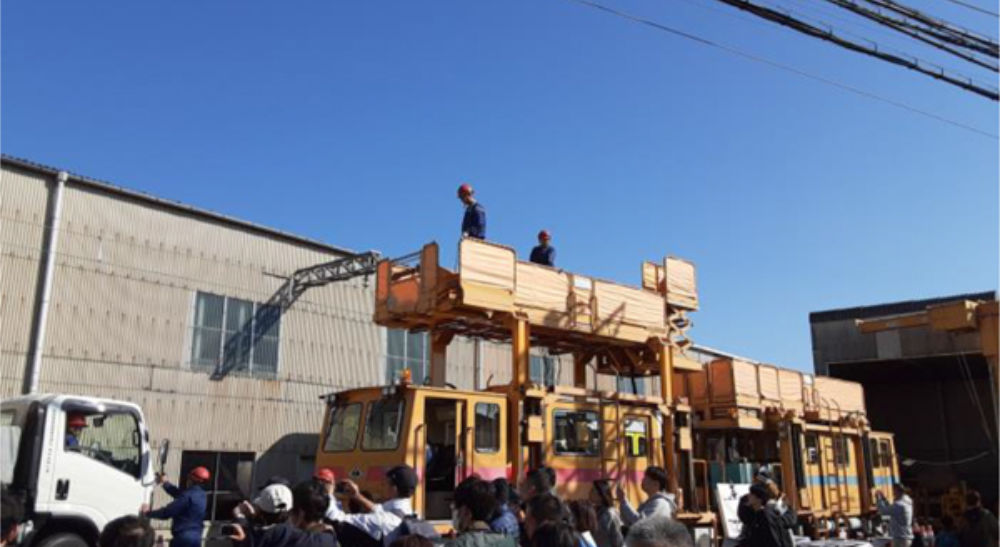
(462, 203), (487, 239)
(147, 483), (206, 538)
(236, 522), (337, 547)
(529, 245), (555, 267)
(490, 505), (520, 539)
(959, 507), (999, 547)
(738, 505), (795, 547)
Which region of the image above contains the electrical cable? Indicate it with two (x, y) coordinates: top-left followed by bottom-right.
(565, 0), (1000, 137)
(941, 0), (999, 18)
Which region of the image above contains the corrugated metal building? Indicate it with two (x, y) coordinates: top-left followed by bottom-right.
(3, 156), (615, 520)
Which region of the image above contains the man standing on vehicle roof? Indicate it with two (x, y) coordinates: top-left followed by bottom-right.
(64, 413), (87, 448)
(529, 230), (555, 267)
(145, 467), (210, 547)
(458, 184), (486, 240)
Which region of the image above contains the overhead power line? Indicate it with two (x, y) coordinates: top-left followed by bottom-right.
(941, 0), (999, 18)
(563, 0), (999, 138)
(820, 0), (999, 72)
(697, 0), (999, 98)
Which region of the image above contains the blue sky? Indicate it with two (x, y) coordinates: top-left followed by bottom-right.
(3, 1), (997, 371)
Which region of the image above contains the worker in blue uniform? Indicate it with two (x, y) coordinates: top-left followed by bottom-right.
(64, 413), (88, 449)
(458, 183), (486, 239)
(529, 230), (555, 267)
(145, 466), (210, 547)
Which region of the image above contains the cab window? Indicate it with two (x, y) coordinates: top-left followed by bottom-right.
(553, 409), (600, 456)
(879, 440), (891, 467)
(474, 403), (500, 453)
(624, 417), (648, 458)
(362, 398), (404, 451)
(805, 434), (819, 464)
(833, 436), (849, 467)
(1, 410), (20, 485)
(66, 410), (142, 478)
(324, 403), (362, 452)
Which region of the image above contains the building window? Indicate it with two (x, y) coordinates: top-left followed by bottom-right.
(553, 409), (600, 456)
(474, 403), (501, 453)
(387, 329), (427, 384)
(191, 292), (280, 377)
(530, 355), (557, 387)
(179, 451), (254, 522)
(617, 376), (647, 395)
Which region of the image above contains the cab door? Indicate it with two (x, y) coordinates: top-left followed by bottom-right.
(621, 413), (653, 507)
(43, 400), (149, 531)
(465, 398), (507, 482)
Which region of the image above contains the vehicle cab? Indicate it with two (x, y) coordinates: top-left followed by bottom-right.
(1, 394), (156, 547)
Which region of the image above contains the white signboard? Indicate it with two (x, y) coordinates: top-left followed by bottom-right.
(715, 482), (751, 541)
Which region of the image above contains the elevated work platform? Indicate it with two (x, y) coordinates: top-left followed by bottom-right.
(374, 239), (702, 376)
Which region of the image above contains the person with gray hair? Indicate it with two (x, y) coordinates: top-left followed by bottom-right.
(625, 516), (694, 547)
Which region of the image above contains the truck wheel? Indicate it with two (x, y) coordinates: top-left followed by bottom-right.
(37, 533), (89, 547)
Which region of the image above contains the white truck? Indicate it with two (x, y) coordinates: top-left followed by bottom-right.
(1, 394), (166, 547)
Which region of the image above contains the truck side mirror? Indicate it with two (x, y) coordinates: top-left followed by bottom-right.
(158, 439), (170, 470)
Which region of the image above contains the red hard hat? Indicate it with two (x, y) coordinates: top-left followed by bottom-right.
(189, 466), (211, 483)
(538, 229), (551, 241)
(67, 413), (88, 428)
(314, 468), (335, 484)
(457, 183), (474, 197)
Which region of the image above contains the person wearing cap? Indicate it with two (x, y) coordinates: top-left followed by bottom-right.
(458, 184), (486, 240)
(65, 413), (88, 448)
(327, 464), (418, 544)
(230, 482), (336, 547)
(737, 483), (795, 547)
(529, 230), (555, 267)
(616, 466), (677, 525)
(311, 468), (343, 521)
(145, 467), (210, 547)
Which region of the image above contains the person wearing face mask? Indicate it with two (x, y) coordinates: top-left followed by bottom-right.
(326, 465), (418, 547)
(446, 477), (516, 547)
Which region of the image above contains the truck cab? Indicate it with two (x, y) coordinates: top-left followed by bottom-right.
(1, 394), (156, 547)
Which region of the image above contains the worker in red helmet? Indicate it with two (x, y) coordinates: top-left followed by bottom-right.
(64, 413), (88, 449)
(458, 183), (486, 240)
(145, 466), (210, 547)
(529, 230), (556, 267)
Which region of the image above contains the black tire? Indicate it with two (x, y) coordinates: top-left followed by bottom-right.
(37, 533), (89, 547)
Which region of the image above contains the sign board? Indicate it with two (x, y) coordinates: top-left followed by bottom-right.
(715, 482), (751, 540)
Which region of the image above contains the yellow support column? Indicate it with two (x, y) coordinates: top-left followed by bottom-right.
(509, 317), (531, 480)
(651, 338), (680, 500)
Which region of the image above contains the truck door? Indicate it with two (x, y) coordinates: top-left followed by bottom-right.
(467, 399), (506, 482)
(423, 397), (460, 521)
(45, 401), (149, 529)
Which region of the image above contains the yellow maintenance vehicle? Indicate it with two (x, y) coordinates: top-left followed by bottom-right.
(316, 238), (716, 535)
(674, 354), (900, 535)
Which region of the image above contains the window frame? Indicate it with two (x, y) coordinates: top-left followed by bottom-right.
(551, 408), (601, 458)
(878, 440), (891, 468)
(386, 329), (428, 384)
(833, 436), (850, 467)
(474, 403), (501, 454)
(63, 408), (144, 479)
(804, 433), (819, 464)
(361, 398), (406, 452)
(190, 291), (282, 378)
(323, 403), (363, 453)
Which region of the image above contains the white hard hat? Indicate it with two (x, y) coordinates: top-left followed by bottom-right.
(253, 484), (293, 514)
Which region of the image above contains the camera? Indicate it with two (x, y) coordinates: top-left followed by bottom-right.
(335, 481), (349, 494)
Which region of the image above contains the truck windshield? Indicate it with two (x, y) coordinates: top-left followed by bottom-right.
(1, 410), (20, 485)
(323, 403), (362, 452)
(362, 398), (404, 451)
